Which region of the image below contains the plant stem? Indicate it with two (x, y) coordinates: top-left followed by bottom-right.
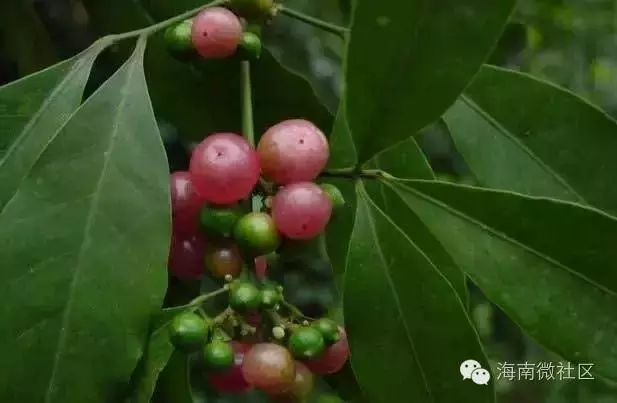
(162, 286), (229, 313)
(278, 6), (348, 39)
(106, 0), (228, 42)
(241, 60), (261, 214)
(319, 168), (395, 180)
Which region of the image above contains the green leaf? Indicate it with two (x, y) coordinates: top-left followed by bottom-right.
(126, 323), (175, 403)
(341, 0), (516, 163)
(0, 42), (106, 209)
(152, 350), (194, 403)
(0, 38), (170, 402)
(343, 181), (492, 403)
(328, 98), (356, 169)
(365, 133), (434, 179)
(386, 180), (617, 380)
(448, 65), (617, 215)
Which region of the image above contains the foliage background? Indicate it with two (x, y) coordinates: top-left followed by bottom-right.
(1, 0), (616, 402)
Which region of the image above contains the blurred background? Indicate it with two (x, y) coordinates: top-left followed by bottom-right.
(2, 0), (616, 401)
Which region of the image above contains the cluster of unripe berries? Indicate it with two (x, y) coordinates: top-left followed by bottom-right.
(169, 311), (349, 400)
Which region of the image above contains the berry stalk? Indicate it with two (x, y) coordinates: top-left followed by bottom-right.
(241, 60), (261, 213)
(277, 6), (348, 39)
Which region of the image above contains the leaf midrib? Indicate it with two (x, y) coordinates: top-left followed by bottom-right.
(43, 47), (142, 403)
(386, 180), (617, 299)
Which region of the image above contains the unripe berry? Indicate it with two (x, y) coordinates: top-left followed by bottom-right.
(189, 133), (260, 205)
(229, 280), (261, 312)
(169, 312), (209, 352)
(191, 7), (242, 59)
(208, 342), (252, 393)
(319, 183), (346, 210)
(304, 327), (349, 375)
(288, 327), (325, 359)
(230, 0), (274, 20)
(164, 20), (197, 60)
(170, 172), (204, 236)
(234, 212), (281, 255)
(204, 242), (243, 280)
(272, 182), (332, 240)
(238, 31), (262, 60)
(168, 233), (206, 279)
(257, 119), (329, 185)
(242, 343), (296, 391)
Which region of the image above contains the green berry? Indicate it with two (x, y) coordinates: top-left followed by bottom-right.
(164, 20), (197, 60)
(259, 284), (281, 309)
(200, 205), (244, 238)
(230, 0), (274, 20)
(311, 318), (341, 345)
(319, 184), (345, 209)
(202, 340), (235, 372)
(229, 280), (261, 312)
(234, 212), (281, 255)
(238, 32), (262, 60)
(288, 327), (325, 359)
(169, 312), (209, 352)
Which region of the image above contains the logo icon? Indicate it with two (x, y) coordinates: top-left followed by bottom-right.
(460, 359), (491, 385)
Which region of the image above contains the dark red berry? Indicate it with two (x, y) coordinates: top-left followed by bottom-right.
(168, 233), (206, 279)
(191, 7), (242, 59)
(170, 172), (204, 236)
(257, 119), (329, 185)
(208, 341), (252, 393)
(189, 133), (260, 205)
(304, 327), (349, 375)
(268, 361), (314, 401)
(272, 182), (332, 240)
(242, 343), (296, 392)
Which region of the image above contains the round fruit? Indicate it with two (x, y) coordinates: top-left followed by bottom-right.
(169, 312), (209, 352)
(191, 7), (242, 59)
(204, 242), (243, 280)
(203, 340), (235, 372)
(304, 327), (349, 375)
(208, 341), (252, 393)
(238, 32), (262, 60)
(168, 233), (206, 279)
(170, 172), (204, 236)
(242, 343), (296, 391)
(164, 20), (196, 60)
(189, 133), (260, 205)
(311, 318), (341, 345)
(268, 361), (314, 401)
(259, 284), (281, 309)
(319, 183), (345, 209)
(234, 212), (281, 254)
(230, 0), (274, 18)
(272, 182), (332, 240)
(288, 327), (325, 359)
(257, 119), (329, 185)
(199, 205), (243, 238)
(229, 280), (261, 312)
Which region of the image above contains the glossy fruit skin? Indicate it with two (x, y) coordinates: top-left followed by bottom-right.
(204, 242), (243, 280)
(242, 343), (296, 391)
(238, 32), (262, 60)
(259, 284), (281, 309)
(170, 172), (204, 236)
(311, 318), (341, 345)
(208, 342), (252, 393)
(229, 281), (261, 312)
(268, 361), (314, 402)
(169, 312), (209, 352)
(164, 20), (197, 60)
(304, 327), (349, 375)
(288, 327), (325, 359)
(189, 133), (260, 205)
(257, 119), (329, 185)
(272, 182), (332, 240)
(199, 205), (243, 238)
(191, 7), (242, 59)
(168, 233), (207, 279)
(203, 340), (235, 372)
(319, 183), (345, 209)
(234, 212), (281, 255)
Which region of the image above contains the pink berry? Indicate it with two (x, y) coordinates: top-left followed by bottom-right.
(168, 233), (206, 279)
(189, 133), (260, 205)
(170, 172), (204, 236)
(272, 182), (332, 240)
(191, 7), (242, 59)
(257, 119), (329, 185)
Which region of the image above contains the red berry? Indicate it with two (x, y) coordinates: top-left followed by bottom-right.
(170, 172), (204, 236)
(254, 256), (267, 280)
(208, 342), (252, 393)
(191, 7), (242, 59)
(168, 234), (206, 279)
(242, 343), (296, 391)
(268, 361), (314, 401)
(257, 119), (329, 185)
(189, 133), (260, 205)
(304, 327), (349, 375)
(272, 182), (332, 240)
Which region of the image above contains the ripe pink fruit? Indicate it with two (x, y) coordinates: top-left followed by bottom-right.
(168, 233), (206, 279)
(189, 133), (260, 205)
(170, 172), (204, 236)
(208, 342), (253, 393)
(304, 327), (349, 375)
(257, 119), (329, 185)
(191, 7), (242, 59)
(272, 182), (332, 240)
